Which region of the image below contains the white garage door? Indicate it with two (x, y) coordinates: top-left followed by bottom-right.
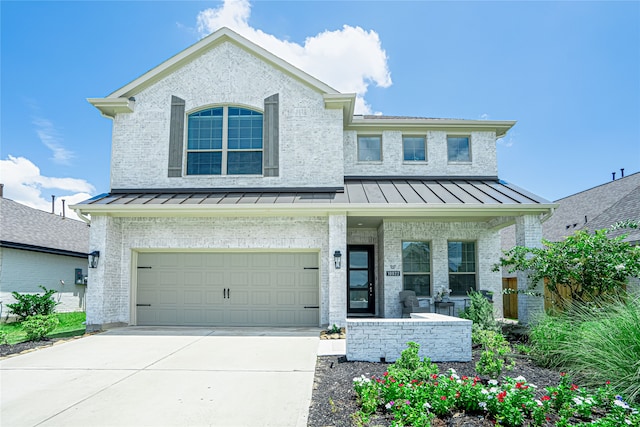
(136, 252), (319, 327)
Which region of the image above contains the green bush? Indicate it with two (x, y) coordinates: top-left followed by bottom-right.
(459, 290), (500, 342)
(0, 330), (9, 345)
(387, 341), (438, 383)
(529, 296), (640, 403)
(21, 315), (60, 341)
(6, 286), (59, 320)
(474, 329), (515, 378)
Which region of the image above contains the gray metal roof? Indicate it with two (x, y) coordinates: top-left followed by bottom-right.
(0, 197), (90, 255)
(78, 178), (550, 208)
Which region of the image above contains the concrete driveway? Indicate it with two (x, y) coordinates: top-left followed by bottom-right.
(0, 327), (324, 427)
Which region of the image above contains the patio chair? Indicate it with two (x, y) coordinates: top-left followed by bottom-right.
(399, 290), (431, 317)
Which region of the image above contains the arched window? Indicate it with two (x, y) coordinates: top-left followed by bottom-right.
(186, 106), (263, 175)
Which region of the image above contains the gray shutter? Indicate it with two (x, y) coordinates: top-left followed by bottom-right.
(263, 94), (279, 177)
(168, 96), (186, 177)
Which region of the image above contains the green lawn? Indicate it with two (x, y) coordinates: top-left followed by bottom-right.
(0, 312), (86, 344)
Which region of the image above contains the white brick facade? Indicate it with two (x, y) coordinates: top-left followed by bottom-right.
(81, 28), (551, 330)
(346, 316), (472, 362)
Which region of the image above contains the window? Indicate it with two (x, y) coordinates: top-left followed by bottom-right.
(448, 241), (476, 296)
(403, 136), (426, 161)
(186, 106), (263, 175)
(402, 241), (431, 296)
(358, 136), (382, 162)
(447, 136), (471, 162)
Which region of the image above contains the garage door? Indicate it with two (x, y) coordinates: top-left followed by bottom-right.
(136, 252), (319, 326)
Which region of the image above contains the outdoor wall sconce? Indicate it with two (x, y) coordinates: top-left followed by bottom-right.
(88, 250), (100, 268)
(333, 250), (342, 269)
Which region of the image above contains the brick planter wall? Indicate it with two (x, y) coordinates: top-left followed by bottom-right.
(346, 314), (472, 362)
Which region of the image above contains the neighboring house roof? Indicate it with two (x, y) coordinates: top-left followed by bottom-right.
(0, 197), (90, 257)
(74, 178), (553, 218)
(543, 172), (640, 244)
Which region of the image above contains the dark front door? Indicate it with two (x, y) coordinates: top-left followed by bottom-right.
(347, 245), (375, 315)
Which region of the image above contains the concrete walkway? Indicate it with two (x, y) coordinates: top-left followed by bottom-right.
(0, 327), (342, 427)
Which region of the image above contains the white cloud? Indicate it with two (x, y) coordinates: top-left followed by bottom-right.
(479, 113), (490, 120)
(195, 0), (391, 114)
(0, 155), (95, 221)
(32, 117), (74, 165)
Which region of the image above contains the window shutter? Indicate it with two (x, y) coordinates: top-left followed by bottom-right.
(168, 96), (186, 177)
(263, 94), (279, 177)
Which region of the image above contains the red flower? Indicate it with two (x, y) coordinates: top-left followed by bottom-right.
(432, 374), (438, 380)
(462, 375), (469, 380)
(497, 391), (507, 403)
(434, 382), (438, 386)
(441, 396), (447, 401)
(541, 396), (551, 401)
(570, 384), (579, 391)
(560, 372), (566, 377)
(455, 392), (461, 398)
(606, 381), (611, 385)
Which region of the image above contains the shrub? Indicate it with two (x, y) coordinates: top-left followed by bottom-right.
(459, 290), (500, 342)
(6, 286), (59, 320)
(0, 330), (9, 345)
(474, 329), (515, 378)
(529, 296), (640, 403)
(21, 315), (59, 341)
(387, 341), (438, 383)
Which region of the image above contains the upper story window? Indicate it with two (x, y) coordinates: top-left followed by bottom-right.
(402, 241), (431, 296)
(403, 136), (426, 162)
(186, 106), (263, 175)
(358, 136), (382, 162)
(448, 241), (476, 296)
(447, 136), (471, 162)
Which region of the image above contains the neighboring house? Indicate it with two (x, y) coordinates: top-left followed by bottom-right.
(501, 171), (640, 318)
(0, 192), (90, 318)
(72, 27), (554, 331)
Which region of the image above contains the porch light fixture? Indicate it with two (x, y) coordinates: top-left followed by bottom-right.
(333, 250), (342, 269)
(88, 250), (100, 268)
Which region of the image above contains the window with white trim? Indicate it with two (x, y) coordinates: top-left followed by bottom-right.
(186, 106), (263, 175)
(403, 136), (426, 161)
(358, 135), (382, 162)
(402, 241), (431, 296)
(447, 135), (471, 162)
(448, 241), (477, 296)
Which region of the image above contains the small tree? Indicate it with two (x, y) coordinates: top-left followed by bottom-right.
(495, 222), (640, 306)
(6, 286), (60, 321)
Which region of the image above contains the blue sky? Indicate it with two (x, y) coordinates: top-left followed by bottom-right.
(1, 0), (639, 219)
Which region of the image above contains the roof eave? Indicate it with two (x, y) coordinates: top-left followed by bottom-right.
(71, 202), (556, 219)
(87, 97), (135, 118)
(348, 118), (516, 137)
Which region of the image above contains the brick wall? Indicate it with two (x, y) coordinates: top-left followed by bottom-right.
(346, 315), (472, 362)
(110, 41), (344, 190)
(344, 130), (498, 177)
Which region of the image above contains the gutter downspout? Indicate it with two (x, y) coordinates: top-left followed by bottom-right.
(73, 208), (91, 225)
(540, 207), (555, 224)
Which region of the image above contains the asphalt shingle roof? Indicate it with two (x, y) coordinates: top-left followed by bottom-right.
(0, 197), (90, 255)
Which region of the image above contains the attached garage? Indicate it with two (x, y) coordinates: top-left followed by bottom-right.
(135, 252), (320, 327)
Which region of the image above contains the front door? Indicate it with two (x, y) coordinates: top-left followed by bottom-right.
(347, 245), (375, 315)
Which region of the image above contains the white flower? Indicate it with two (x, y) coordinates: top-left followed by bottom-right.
(573, 397), (584, 405)
(615, 264), (625, 271)
(478, 401), (487, 410)
(488, 379), (498, 385)
(614, 399), (631, 410)
(535, 400), (543, 406)
(514, 375), (527, 382)
(480, 389), (489, 395)
(423, 402), (431, 409)
(489, 387), (499, 393)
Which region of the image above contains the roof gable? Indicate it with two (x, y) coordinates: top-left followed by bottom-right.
(105, 27), (340, 100)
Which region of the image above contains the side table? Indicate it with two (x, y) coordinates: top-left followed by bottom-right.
(434, 301), (455, 316)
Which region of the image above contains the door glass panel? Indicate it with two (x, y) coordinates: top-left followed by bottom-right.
(349, 251), (368, 268)
(349, 270), (369, 288)
(350, 290), (369, 309)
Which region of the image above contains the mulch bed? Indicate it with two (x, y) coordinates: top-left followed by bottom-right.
(307, 350), (562, 427)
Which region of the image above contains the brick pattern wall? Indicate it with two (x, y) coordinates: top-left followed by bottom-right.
(0, 248), (86, 315)
(346, 316), (472, 362)
(515, 215), (544, 325)
(110, 41), (344, 190)
(343, 130), (498, 177)
(381, 220), (503, 319)
(87, 215), (332, 328)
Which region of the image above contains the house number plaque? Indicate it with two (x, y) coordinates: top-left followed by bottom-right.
(385, 271), (401, 276)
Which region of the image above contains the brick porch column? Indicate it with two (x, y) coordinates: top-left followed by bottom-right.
(328, 213), (347, 326)
(515, 214), (544, 325)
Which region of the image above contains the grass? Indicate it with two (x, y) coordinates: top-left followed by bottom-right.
(0, 312), (86, 344)
(529, 295), (640, 404)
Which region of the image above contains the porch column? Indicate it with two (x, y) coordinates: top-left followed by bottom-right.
(86, 215), (125, 331)
(328, 213), (347, 326)
(515, 214), (544, 325)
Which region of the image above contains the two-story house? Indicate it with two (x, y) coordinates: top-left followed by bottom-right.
(73, 28), (554, 331)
